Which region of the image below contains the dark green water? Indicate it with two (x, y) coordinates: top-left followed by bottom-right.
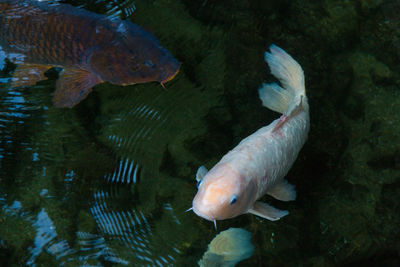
(1, 0), (399, 266)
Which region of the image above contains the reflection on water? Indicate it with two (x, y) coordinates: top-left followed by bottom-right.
(2, 0), (200, 265)
(75, 231), (127, 265)
(88, 80), (205, 265)
(7, 202), (129, 265)
(90, 189), (180, 266)
(28, 209), (61, 265)
(0, 85), (42, 177)
(1, 0), (400, 266)
(0, 82), (196, 265)
(72, 0), (136, 19)
(1, 90), (31, 119)
(103, 156), (139, 184)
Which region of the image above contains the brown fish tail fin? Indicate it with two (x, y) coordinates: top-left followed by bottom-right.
(52, 67), (102, 108)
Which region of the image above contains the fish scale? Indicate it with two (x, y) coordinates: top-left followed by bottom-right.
(0, 0), (179, 108)
(1, 1), (94, 65)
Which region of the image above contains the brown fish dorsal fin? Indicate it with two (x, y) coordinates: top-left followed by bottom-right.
(52, 67), (102, 108)
(11, 64), (50, 87)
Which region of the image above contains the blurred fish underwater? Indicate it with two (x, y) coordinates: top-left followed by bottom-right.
(0, 0), (180, 108)
(199, 228), (254, 267)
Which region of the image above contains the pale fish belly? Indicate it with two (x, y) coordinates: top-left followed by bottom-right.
(219, 108), (309, 198)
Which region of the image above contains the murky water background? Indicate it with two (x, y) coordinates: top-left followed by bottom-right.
(1, 0), (399, 266)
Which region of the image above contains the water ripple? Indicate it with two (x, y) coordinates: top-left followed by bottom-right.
(0, 86), (42, 175)
(75, 231), (128, 265)
(104, 156), (140, 184)
(92, 77), (198, 265)
(90, 189), (180, 266)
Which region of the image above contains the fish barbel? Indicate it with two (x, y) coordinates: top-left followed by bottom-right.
(0, 0), (180, 108)
(191, 45), (309, 223)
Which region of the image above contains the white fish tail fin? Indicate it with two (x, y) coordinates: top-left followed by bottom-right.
(258, 44), (305, 115)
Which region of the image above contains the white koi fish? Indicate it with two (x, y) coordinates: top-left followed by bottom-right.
(191, 45), (309, 224)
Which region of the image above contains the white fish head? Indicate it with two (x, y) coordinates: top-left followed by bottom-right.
(192, 164), (257, 221)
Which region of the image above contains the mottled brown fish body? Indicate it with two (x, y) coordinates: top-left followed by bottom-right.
(0, 0), (180, 107)
(0, 1), (99, 66)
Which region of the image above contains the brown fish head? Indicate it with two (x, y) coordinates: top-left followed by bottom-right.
(192, 164), (258, 221)
(89, 20), (180, 87)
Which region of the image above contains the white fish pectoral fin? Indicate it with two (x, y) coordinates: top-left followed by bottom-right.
(267, 179), (296, 201)
(196, 165), (208, 182)
(248, 201), (289, 221)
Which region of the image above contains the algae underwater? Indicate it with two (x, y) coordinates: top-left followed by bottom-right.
(0, 0), (399, 266)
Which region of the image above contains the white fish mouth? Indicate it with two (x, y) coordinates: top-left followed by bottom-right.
(189, 206), (218, 230)
(192, 206), (217, 222)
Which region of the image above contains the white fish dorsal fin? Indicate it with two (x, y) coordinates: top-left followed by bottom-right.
(196, 165), (208, 182)
(248, 201), (289, 221)
(267, 179), (296, 201)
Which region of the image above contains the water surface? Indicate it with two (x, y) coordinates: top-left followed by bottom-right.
(1, 0), (399, 266)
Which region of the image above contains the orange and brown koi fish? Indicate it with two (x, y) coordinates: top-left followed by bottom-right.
(0, 0), (180, 108)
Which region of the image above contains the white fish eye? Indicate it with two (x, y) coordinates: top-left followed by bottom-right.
(230, 195), (238, 205)
(196, 180), (202, 189)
